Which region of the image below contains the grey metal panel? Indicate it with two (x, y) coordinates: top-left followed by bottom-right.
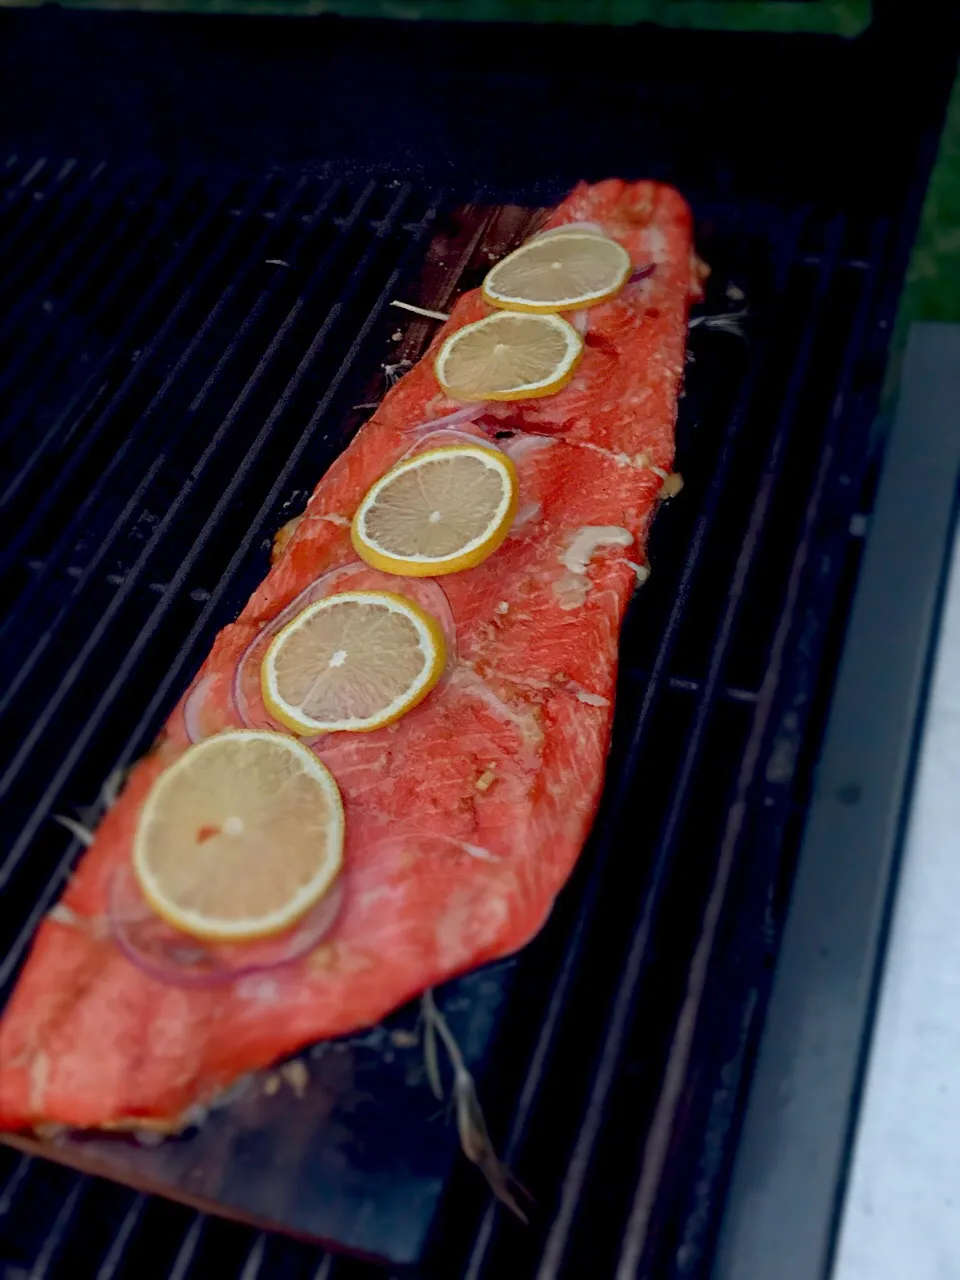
(712, 323), (960, 1280)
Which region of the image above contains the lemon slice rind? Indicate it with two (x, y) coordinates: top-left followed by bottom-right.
(481, 232), (632, 313)
(132, 730), (345, 942)
(261, 590), (446, 736)
(434, 311), (583, 402)
(351, 445), (518, 577)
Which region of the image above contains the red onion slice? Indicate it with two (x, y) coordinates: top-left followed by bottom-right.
(500, 432), (557, 465)
(232, 564), (459, 735)
(416, 578), (458, 662)
(182, 674), (218, 745)
(398, 426), (503, 462)
(510, 501), (542, 534)
(403, 403), (487, 434)
(231, 562), (368, 732)
(629, 263), (657, 284)
(109, 864), (343, 988)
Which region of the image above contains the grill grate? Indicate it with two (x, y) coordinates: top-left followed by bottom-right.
(0, 0), (955, 1257)
(0, 154), (911, 1278)
(427, 204), (907, 1280)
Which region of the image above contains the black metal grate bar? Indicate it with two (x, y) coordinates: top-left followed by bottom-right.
(614, 214), (892, 1280)
(1, 2), (958, 1269)
(167, 1214), (206, 1280)
(93, 1194), (148, 1280)
(0, 174), (209, 491)
(0, 1154), (32, 1220)
(0, 170), (307, 570)
(0, 173), (347, 752)
(0, 161), (112, 314)
(0, 169), (273, 571)
(0, 191), (903, 1280)
(0, 159), (84, 273)
(537, 217), (849, 1276)
(0, 178), (390, 766)
(661, 203), (918, 1278)
(237, 1234), (268, 1280)
(0, 181), (439, 991)
(460, 204), (808, 1279)
(26, 1179), (86, 1279)
(0, 100), (942, 1280)
(0, 169), (161, 382)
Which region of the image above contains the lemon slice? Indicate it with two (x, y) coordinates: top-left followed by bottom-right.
(481, 232), (631, 313)
(434, 311), (582, 402)
(351, 445), (518, 577)
(132, 730), (344, 942)
(262, 590), (446, 735)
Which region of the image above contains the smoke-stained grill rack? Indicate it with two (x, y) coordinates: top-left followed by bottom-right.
(0, 5), (957, 1278)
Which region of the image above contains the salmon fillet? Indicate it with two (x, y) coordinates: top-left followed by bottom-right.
(0, 179), (695, 1132)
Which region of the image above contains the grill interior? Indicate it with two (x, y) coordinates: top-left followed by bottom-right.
(0, 5), (957, 1278)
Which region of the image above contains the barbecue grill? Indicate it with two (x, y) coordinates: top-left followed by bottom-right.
(0, 4), (958, 1278)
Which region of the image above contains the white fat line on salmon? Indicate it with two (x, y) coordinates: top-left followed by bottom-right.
(507, 501), (541, 535)
(235, 975), (282, 1002)
(499, 432), (556, 463)
(568, 682), (611, 707)
(484, 668), (553, 692)
(29, 1050), (49, 1115)
(554, 527), (640, 611)
(47, 903), (109, 938)
(486, 666), (610, 708)
(421, 989), (528, 1222)
(459, 838), (499, 860)
(553, 575), (591, 610)
(560, 439), (679, 485)
(450, 666), (545, 762)
(367, 829), (501, 863)
(560, 526), (634, 575)
(502, 433), (679, 503)
(566, 439), (636, 468)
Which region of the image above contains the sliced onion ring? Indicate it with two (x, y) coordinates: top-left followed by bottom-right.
(232, 564), (459, 736)
(398, 425), (502, 462)
(500, 432), (557, 464)
(629, 263), (656, 284)
(182, 674), (218, 745)
(403, 403), (487, 434)
(231, 562), (368, 732)
(109, 864), (343, 988)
